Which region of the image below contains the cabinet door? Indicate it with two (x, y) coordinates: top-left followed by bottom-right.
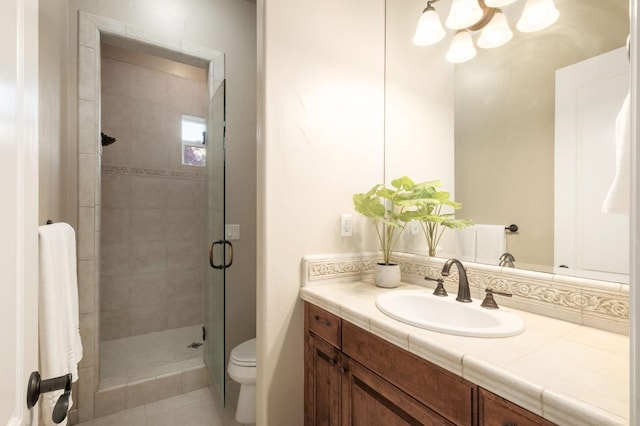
(479, 388), (556, 426)
(306, 334), (342, 426)
(341, 355), (455, 426)
(342, 322), (476, 425)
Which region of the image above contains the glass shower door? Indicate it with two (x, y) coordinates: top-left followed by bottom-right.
(203, 79), (227, 401)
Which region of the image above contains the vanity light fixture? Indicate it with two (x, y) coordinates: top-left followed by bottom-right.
(477, 9), (513, 48)
(446, 0), (484, 30)
(413, 3), (446, 45)
(516, 0), (560, 32)
(413, 0), (559, 63)
(446, 30), (477, 63)
(484, 0), (517, 7)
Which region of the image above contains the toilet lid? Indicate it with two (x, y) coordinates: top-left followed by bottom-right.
(230, 338), (256, 367)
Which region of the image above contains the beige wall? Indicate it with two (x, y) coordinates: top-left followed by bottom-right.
(454, 0), (629, 266)
(39, 0), (68, 224)
(259, 0), (386, 423)
(100, 56), (206, 340)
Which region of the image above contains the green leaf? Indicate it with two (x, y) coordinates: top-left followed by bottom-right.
(353, 193), (385, 218)
(377, 187), (396, 200)
(391, 176), (415, 191)
(353, 176), (473, 263)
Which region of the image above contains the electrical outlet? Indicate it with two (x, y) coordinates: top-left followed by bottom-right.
(410, 220), (420, 235)
(341, 214), (352, 237)
(225, 224), (240, 240)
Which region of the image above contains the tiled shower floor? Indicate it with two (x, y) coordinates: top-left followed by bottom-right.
(84, 325), (248, 425)
(100, 325), (205, 388)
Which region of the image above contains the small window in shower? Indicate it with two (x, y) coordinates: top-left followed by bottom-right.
(181, 115), (206, 167)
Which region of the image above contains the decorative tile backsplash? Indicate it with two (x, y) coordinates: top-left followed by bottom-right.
(301, 252), (629, 334)
(306, 252), (378, 281)
(101, 164), (206, 181)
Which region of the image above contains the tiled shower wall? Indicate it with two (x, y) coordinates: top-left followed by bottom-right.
(99, 53), (206, 340)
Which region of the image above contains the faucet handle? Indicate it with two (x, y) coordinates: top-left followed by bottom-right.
(480, 288), (512, 309)
(425, 276), (448, 297)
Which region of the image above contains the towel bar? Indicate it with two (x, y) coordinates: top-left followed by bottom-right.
(26, 371), (72, 424)
(504, 224), (518, 233)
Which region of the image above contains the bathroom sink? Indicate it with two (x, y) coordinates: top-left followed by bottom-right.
(375, 290), (524, 338)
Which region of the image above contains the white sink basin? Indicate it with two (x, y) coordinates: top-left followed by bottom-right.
(375, 290), (525, 338)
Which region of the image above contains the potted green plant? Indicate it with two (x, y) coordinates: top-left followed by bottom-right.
(353, 176), (428, 288)
(412, 180), (473, 257)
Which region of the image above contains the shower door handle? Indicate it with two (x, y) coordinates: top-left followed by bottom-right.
(209, 240), (234, 269)
(223, 240), (233, 268)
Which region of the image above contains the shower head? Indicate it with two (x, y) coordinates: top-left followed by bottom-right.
(101, 132), (116, 146)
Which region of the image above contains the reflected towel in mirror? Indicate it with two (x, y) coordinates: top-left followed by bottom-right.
(602, 92), (630, 215)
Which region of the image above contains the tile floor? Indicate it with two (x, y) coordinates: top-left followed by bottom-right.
(76, 387), (247, 426)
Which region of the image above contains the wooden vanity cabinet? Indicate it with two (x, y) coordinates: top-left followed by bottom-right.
(305, 303), (469, 425)
(479, 388), (555, 426)
(305, 304), (342, 426)
(341, 354), (455, 425)
(341, 321), (475, 425)
(306, 333), (342, 425)
(304, 302), (555, 426)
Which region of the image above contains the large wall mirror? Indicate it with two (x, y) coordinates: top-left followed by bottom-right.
(386, 0), (630, 283)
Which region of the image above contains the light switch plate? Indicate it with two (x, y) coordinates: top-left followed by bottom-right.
(341, 214), (352, 237)
(225, 224), (240, 240)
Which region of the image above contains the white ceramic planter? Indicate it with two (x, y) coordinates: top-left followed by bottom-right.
(373, 263), (401, 288)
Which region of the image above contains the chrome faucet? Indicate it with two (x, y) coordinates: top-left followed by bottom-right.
(441, 258), (472, 303)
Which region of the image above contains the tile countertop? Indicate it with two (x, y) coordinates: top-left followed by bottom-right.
(299, 280), (629, 426)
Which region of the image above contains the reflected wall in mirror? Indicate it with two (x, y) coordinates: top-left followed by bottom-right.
(386, 0), (630, 283)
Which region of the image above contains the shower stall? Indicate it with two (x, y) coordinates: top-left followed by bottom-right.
(96, 37), (228, 412)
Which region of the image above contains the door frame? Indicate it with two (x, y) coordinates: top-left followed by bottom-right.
(0, 0), (39, 424)
(75, 10), (224, 417)
(631, 0), (639, 423)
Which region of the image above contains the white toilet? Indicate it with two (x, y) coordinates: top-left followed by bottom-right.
(227, 338), (256, 424)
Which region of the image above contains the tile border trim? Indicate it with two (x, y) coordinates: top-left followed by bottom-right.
(101, 164), (206, 181)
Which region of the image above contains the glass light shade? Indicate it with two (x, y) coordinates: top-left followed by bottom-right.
(484, 0), (518, 7)
(413, 8), (446, 46)
(445, 0), (483, 30)
(477, 10), (513, 48)
(516, 0), (559, 33)
(446, 30), (477, 63)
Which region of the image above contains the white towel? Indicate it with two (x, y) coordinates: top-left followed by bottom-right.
(454, 226), (477, 262)
(602, 92), (630, 214)
(38, 223), (83, 426)
(474, 224), (506, 265)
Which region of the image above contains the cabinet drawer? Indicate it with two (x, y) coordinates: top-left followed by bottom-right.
(479, 388), (556, 426)
(342, 321), (476, 425)
(306, 303), (342, 348)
